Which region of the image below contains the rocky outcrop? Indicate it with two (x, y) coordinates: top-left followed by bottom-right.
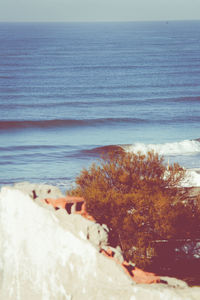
(12, 181), (64, 200)
(1, 183), (200, 299)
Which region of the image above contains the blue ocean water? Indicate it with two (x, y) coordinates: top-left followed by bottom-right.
(1, 21), (200, 189)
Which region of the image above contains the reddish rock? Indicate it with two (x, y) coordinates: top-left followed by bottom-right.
(44, 196), (94, 221)
(43, 196), (160, 284)
(101, 248), (160, 284)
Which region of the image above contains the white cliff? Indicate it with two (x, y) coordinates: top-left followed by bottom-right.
(0, 186), (200, 300)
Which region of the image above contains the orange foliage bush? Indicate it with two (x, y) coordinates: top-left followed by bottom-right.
(70, 151), (200, 268)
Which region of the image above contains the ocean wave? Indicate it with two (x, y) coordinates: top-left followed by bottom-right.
(170, 96), (200, 102)
(84, 140), (200, 157)
(81, 145), (124, 157)
(0, 118), (150, 130)
(124, 140), (200, 156)
(0, 145), (61, 151)
(1, 96), (200, 109)
(0, 119), (87, 130)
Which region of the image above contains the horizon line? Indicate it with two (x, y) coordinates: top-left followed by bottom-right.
(0, 19), (200, 24)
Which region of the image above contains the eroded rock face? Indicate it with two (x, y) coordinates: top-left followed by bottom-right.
(13, 181), (64, 201)
(0, 185), (200, 299)
(55, 209), (109, 249)
(0, 187), (134, 300)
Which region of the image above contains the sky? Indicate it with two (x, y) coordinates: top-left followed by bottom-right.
(0, 0), (200, 22)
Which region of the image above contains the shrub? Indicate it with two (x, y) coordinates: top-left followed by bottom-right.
(70, 150), (200, 268)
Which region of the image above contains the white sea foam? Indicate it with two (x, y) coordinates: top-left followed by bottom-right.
(123, 140), (200, 187)
(180, 169), (200, 187)
(124, 140), (200, 156)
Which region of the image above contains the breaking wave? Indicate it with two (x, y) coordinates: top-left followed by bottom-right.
(82, 139), (200, 158)
(123, 140), (200, 156)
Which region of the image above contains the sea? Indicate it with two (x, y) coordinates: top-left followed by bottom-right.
(1, 21), (200, 191)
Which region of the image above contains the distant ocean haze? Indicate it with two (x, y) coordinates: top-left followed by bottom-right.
(1, 21), (200, 189)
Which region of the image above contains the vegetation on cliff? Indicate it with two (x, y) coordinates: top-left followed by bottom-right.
(70, 151), (200, 268)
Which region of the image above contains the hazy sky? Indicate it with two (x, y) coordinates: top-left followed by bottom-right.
(1, 0), (200, 22)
